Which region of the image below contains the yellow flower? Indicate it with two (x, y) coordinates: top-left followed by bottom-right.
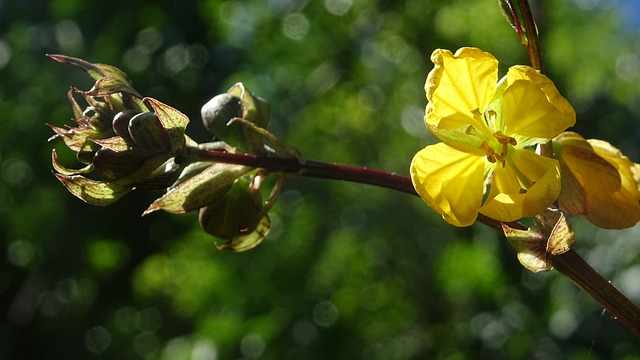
(555, 132), (640, 229)
(411, 48), (576, 226)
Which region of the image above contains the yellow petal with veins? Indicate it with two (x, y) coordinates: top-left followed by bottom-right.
(425, 48), (498, 133)
(507, 66), (576, 130)
(501, 80), (575, 143)
(480, 149), (560, 221)
(558, 137), (640, 229)
(410, 142), (486, 227)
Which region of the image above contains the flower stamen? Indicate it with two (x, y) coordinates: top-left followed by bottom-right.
(481, 141), (496, 163)
(491, 131), (517, 167)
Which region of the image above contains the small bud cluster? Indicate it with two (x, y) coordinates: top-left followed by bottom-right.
(48, 55), (188, 204)
(49, 55), (295, 251)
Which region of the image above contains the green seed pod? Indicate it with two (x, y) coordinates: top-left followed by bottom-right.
(92, 148), (146, 180)
(200, 93), (245, 147)
(112, 109), (138, 143)
(198, 177), (263, 239)
(127, 112), (172, 152)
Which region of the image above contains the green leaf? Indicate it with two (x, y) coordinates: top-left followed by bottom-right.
(495, 0), (528, 46)
(143, 163), (252, 215)
(51, 150), (94, 175)
(227, 83), (271, 154)
(215, 215), (271, 252)
(502, 209), (575, 272)
(48, 54), (132, 84)
(53, 173), (131, 206)
(144, 97), (189, 152)
(84, 76), (142, 98)
(502, 222), (551, 272)
(92, 136), (131, 152)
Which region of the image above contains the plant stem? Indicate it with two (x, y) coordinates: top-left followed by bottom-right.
(189, 146), (640, 337)
(515, 0), (556, 158)
(516, 0), (544, 73)
(552, 250), (640, 337)
(190, 147), (510, 230)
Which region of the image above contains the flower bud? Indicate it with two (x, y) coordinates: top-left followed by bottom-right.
(128, 112), (172, 152)
(555, 132), (640, 229)
(49, 55), (186, 206)
(201, 93), (245, 146)
(198, 176), (266, 240)
(112, 109), (138, 143)
(201, 83), (271, 154)
(92, 148), (146, 180)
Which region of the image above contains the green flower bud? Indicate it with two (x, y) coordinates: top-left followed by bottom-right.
(198, 176), (265, 239)
(201, 93), (245, 146)
(92, 148), (146, 180)
(112, 109), (138, 144)
(201, 83), (271, 154)
(49, 55), (186, 206)
(128, 112), (172, 152)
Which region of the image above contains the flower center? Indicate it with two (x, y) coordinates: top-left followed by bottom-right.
(483, 131), (517, 166)
(466, 109), (518, 167)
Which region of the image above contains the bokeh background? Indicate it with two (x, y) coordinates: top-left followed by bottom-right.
(2, 0), (640, 359)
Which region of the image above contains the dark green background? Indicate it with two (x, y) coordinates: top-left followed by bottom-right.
(1, 0), (639, 358)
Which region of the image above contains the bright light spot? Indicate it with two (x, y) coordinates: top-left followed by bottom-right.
(324, 0), (353, 16)
(1, 158), (33, 188)
(616, 53), (640, 81)
(160, 44), (190, 74)
(84, 326), (111, 353)
(292, 320), (317, 345)
(192, 339), (218, 360)
(549, 309), (578, 338)
(617, 264), (640, 301)
(401, 105), (427, 137)
(55, 20), (84, 54)
(134, 332), (159, 357)
(7, 240), (35, 268)
(136, 27), (163, 52)
(282, 13), (310, 40)
(313, 300), (339, 327)
(240, 334), (265, 359)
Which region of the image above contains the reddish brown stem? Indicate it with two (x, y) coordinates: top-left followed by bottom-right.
(189, 146), (640, 337)
(552, 250), (640, 337)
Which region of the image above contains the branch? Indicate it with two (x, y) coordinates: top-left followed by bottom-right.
(552, 250), (640, 337)
(189, 146), (640, 337)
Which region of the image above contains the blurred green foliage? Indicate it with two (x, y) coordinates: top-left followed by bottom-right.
(1, 0), (640, 359)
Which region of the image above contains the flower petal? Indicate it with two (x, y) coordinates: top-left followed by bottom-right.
(425, 48), (498, 132)
(480, 149), (560, 221)
(505, 66), (576, 140)
(410, 143), (486, 227)
(582, 138), (640, 228)
(501, 79), (574, 142)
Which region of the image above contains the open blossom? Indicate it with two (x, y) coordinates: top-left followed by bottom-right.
(410, 48), (576, 226)
(555, 132), (640, 229)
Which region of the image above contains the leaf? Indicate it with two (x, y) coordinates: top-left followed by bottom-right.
(502, 222), (551, 272)
(215, 215), (271, 252)
(92, 136), (131, 152)
(84, 77), (142, 98)
(48, 54), (132, 84)
(227, 83), (271, 154)
(143, 163), (252, 215)
(47, 123), (102, 152)
(495, 0), (528, 46)
(51, 149), (94, 175)
(144, 97), (189, 152)
(502, 208), (575, 272)
(53, 173), (131, 206)
(542, 210), (575, 255)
